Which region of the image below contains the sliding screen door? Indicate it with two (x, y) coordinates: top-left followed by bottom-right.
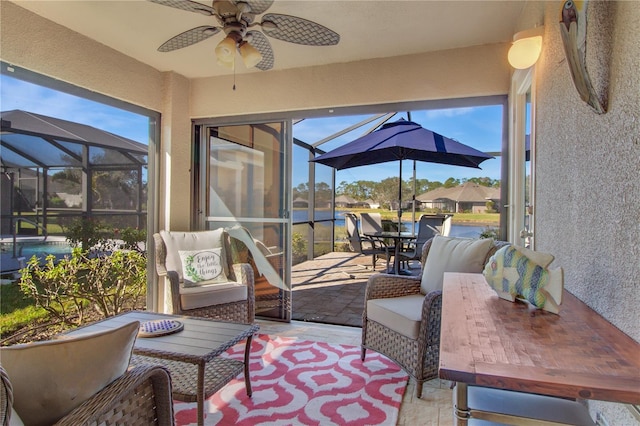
(199, 121), (291, 321)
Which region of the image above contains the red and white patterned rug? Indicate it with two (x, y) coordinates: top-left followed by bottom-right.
(174, 334), (408, 425)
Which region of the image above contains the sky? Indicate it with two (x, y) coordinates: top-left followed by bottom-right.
(292, 106), (503, 188)
(2, 74), (503, 189)
(0, 75), (150, 145)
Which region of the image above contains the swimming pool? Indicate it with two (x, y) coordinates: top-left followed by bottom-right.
(0, 239), (73, 273)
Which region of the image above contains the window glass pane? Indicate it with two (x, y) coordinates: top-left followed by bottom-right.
(292, 223), (311, 266)
(292, 143), (310, 223)
(2, 134), (81, 167)
(90, 146), (136, 165)
(91, 169), (139, 210)
(208, 123), (284, 219)
(313, 220), (333, 258)
(48, 167), (82, 209)
(314, 163), (333, 222)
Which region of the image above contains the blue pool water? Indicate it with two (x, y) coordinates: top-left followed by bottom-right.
(0, 240), (73, 273)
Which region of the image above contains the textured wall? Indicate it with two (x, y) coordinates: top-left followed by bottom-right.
(191, 43), (511, 118)
(534, 2), (639, 424)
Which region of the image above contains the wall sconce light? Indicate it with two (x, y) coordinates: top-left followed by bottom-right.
(508, 26), (544, 69)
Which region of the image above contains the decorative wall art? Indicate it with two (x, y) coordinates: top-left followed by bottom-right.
(559, 0), (607, 114)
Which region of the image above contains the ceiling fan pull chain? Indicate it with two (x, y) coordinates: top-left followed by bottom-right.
(233, 56), (236, 91)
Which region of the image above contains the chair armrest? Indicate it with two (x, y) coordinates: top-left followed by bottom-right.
(232, 263), (255, 301)
(364, 273), (421, 301)
(153, 233), (167, 276)
(419, 290), (442, 347)
(54, 364), (174, 426)
(165, 270), (182, 314)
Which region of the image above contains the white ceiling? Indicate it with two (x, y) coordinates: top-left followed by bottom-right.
(12, 0), (527, 79)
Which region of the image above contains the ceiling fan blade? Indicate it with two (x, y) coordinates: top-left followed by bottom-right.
(247, 31), (274, 70)
(238, 0), (274, 15)
(158, 26), (221, 52)
(147, 0), (215, 16)
(261, 14), (340, 46)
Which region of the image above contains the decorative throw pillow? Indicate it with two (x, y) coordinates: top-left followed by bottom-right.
(483, 245), (564, 314)
(178, 248), (228, 287)
(421, 236), (494, 295)
(0, 321), (139, 426)
(159, 229), (229, 280)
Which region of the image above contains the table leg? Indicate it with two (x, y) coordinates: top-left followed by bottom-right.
(454, 382), (470, 425)
(197, 362), (205, 426)
(244, 334), (253, 397)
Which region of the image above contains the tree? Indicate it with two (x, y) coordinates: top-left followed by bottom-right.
(444, 177), (460, 188)
(463, 177), (500, 187)
(293, 182), (309, 200)
(337, 180), (376, 200)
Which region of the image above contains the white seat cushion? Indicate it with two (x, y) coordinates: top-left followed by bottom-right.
(367, 294), (425, 340)
(421, 236), (494, 295)
(180, 280), (248, 310)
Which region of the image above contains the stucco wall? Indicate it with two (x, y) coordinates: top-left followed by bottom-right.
(533, 2), (639, 424)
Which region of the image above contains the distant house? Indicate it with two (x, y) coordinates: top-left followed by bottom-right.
(335, 195), (369, 208)
(292, 197), (309, 208)
(335, 195), (358, 208)
(364, 199), (380, 209)
(417, 182), (500, 213)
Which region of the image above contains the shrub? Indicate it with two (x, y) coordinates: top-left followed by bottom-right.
(480, 226), (500, 239)
(66, 217), (112, 252)
(19, 248), (147, 325)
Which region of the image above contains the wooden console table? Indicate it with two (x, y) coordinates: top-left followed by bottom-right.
(439, 273), (640, 425)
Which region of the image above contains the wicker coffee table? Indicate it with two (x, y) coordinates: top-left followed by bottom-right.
(66, 311), (259, 426)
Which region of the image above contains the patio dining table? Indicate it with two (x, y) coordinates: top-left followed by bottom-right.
(364, 231), (416, 275)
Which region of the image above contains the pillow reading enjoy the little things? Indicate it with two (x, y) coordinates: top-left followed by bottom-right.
(178, 248), (227, 286)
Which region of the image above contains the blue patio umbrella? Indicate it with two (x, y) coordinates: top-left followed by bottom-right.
(312, 118), (493, 223)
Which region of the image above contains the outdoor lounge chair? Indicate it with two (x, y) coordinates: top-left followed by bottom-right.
(361, 236), (509, 397)
(345, 213), (392, 271)
(154, 229), (255, 324)
(1, 364), (174, 426)
(0, 322), (175, 425)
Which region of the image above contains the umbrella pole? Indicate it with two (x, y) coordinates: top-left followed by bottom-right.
(398, 160), (402, 234)
(412, 160), (417, 234)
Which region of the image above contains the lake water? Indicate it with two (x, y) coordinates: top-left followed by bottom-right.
(294, 210), (490, 239)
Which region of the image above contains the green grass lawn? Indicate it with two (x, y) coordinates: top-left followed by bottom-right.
(335, 208), (499, 225)
(0, 281), (49, 340)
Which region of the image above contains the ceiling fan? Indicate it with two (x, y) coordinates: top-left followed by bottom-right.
(148, 0), (340, 71)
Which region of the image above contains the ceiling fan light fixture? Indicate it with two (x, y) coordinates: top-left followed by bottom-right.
(239, 41), (262, 68)
(217, 56), (235, 70)
(215, 35), (237, 62)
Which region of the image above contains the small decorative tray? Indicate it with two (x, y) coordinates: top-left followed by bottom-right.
(138, 319), (184, 338)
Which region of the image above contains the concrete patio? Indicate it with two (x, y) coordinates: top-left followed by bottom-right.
(290, 251), (420, 327)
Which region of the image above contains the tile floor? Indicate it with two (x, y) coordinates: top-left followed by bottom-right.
(256, 318), (454, 426)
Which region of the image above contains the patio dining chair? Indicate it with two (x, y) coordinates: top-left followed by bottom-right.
(398, 214), (452, 267)
(345, 213), (392, 271)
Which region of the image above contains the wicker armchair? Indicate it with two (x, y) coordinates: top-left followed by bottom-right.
(361, 236), (509, 397)
(1, 364), (174, 426)
(154, 230), (255, 324)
